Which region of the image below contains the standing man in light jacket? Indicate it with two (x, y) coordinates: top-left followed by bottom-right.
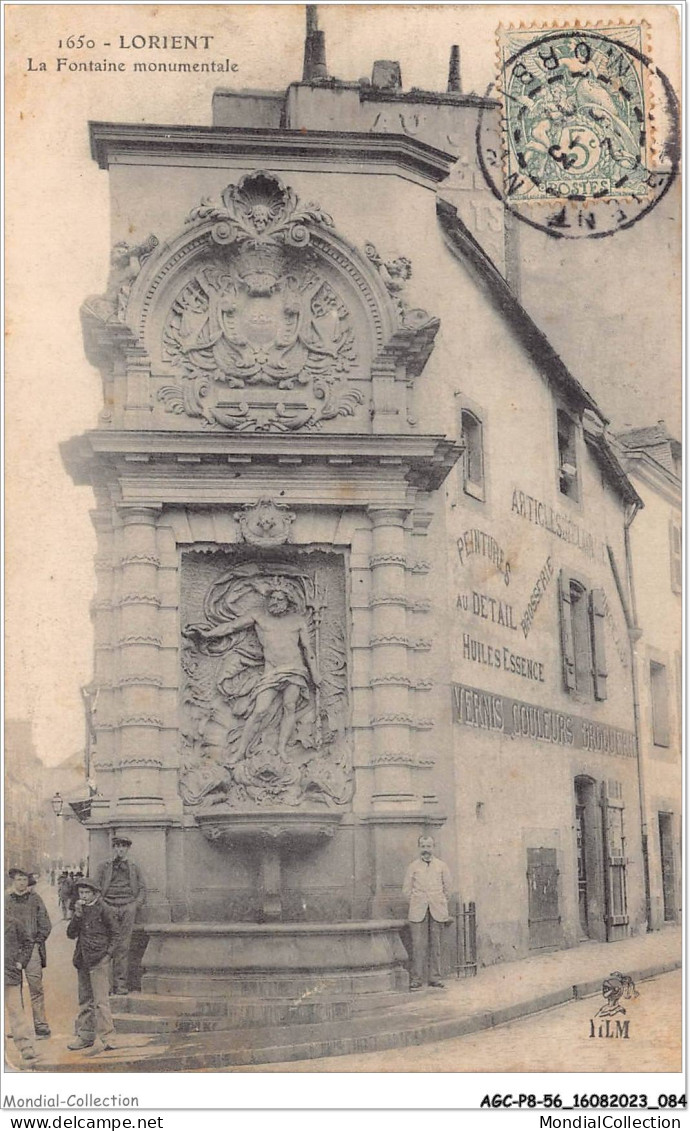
(95, 836), (146, 996)
(403, 835), (452, 991)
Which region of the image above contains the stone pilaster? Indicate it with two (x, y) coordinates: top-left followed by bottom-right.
(90, 508), (117, 808)
(367, 507), (417, 811)
(114, 505), (165, 814)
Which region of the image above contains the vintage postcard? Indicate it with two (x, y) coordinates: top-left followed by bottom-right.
(3, 0), (683, 1110)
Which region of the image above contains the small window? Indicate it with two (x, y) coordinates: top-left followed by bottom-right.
(557, 409), (580, 501)
(461, 409), (484, 500)
(669, 520), (682, 595)
(650, 660), (670, 747)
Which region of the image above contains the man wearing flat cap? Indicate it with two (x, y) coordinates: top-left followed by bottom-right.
(5, 867), (52, 1038)
(66, 877), (117, 1050)
(95, 836), (146, 995)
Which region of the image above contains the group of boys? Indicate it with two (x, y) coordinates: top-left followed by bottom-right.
(4, 836), (145, 1065)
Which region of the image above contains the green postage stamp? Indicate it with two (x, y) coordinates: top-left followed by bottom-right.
(497, 25), (652, 204)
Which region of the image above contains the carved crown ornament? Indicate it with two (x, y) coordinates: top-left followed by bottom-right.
(80, 171), (440, 434)
(234, 498), (295, 548)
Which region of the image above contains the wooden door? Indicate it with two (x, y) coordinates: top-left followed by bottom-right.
(527, 847), (561, 949)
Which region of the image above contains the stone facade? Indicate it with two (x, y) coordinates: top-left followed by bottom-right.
(62, 51), (653, 993)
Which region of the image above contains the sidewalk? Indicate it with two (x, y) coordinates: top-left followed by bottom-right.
(8, 896), (681, 1073)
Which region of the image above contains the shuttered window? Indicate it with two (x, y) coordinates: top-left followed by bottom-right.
(602, 780), (629, 927)
(559, 572), (607, 700)
(589, 588), (608, 700)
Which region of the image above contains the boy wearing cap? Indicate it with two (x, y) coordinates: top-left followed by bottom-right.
(5, 867), (52, 1039)
(66, 878), (117, 1051)
(96, 836), (146, 996)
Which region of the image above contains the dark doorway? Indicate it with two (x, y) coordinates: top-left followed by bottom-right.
(658, 812), (676, 922)
(575, 804), (589, 939)
(527, 847), (561, 949)
(574, 776), (606, 941)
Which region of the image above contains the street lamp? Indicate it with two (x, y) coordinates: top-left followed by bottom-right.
(51, 792), (65, 869)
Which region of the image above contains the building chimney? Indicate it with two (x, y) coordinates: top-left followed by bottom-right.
(303, 5), (328, 81)
(447, 45), (462, 93)
(371, 60), (402, 91)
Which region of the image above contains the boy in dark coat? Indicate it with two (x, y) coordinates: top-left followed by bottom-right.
(4, 918), (38, 1063)
(5, 866), (52, 1038)
(66, 878), (117, 1051)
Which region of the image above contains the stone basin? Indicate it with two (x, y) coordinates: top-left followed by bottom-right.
(141, 919), (409, 998)
(193, 808), (345, 921)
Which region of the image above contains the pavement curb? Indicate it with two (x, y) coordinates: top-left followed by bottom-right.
(24, 955), (681, 1074)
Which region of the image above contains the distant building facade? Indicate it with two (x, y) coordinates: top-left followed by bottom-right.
(617, 424), (682, 930)
(5, 720), (47, 873)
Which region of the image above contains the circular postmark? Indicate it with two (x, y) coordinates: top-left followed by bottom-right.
(476, 27), (679, 238)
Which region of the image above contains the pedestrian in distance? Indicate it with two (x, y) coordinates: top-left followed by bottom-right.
(68, 871), (83, 916)
(96, 836), (146, 995)
(58, 871), (70, 918)
(403, 835), (452, 991)
(4, 866), (52, 1038)
(4, 916), (39, 1064)
(66, 877), (117, 1052)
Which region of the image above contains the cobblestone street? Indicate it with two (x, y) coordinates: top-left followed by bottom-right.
(5, 883), (681, 1074)
(237, 969), (681, 1074)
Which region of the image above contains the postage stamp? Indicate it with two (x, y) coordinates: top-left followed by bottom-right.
(497, 24), (652, 205)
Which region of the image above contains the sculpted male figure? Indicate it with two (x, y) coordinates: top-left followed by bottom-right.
(403, 835), (452, 991)
(194, 588), (320, 759)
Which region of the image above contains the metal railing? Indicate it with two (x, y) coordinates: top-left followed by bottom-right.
(454, 900), (477, 978)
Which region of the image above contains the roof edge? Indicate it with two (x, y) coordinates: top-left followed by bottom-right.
(437, 198), (603, 419)
(437, 198), (645, 509)
(88, 121), (455, 183)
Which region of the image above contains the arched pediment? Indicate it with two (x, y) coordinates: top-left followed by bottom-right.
(83, 171), (439, 433)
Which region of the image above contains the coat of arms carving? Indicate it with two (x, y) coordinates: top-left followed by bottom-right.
(158, 172), (362, 432)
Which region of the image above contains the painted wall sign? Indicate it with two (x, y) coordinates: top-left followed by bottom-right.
(511, 489), (604, 562)
(456, 589), (518, 631)
(452, 681), (636, 758)
(457, 529), (511, 586)
(520, 555), (555, 638)
(461, 633), (546, 683)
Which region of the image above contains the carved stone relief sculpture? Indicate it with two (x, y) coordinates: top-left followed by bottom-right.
(234, 498), (296, 548)
(158, 172), (362, 432)
(179, 555), (352, 809)
(83, 235), (159, 325)
(79, 170), (441, 432)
